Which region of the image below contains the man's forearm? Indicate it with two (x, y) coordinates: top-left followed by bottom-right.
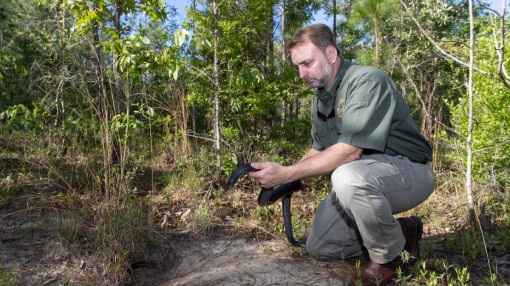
(288, 143), (362, 181)
(298, 148), (320, 162)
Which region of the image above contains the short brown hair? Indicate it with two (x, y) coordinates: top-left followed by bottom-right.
(286, 24), (340, 55)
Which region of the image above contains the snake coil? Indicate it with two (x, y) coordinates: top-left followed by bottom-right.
(224, 163), (306, 248)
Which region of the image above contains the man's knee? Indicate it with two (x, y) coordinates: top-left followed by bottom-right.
(305, 239), (343, 261)
(306, 238), (325, 260)
(331, 165), (363, 208)
(306, 236), (364, 261)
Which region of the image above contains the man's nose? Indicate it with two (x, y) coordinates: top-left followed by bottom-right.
(299, 68), (307, 79)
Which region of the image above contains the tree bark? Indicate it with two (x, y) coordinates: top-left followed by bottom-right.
(280, 0), (287, 127)
(91, 1), (112, 200)
(466, 0), (476, 224)
(333, 0), (337, 39)
(213, 0), (221, 168)
(373, 16), (381, 67)
(111, 1), (126, 165)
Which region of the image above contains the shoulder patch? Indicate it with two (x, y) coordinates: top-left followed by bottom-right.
(337, 98), (345, 119)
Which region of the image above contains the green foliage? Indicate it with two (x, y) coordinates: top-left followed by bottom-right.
(92, 197), (156, 282)
(53, 208), (88, 244)
(193, 203), (218, 232)
(163, 147), (217, 195)
(0, 269), (16, 286)
(447, 51), (510, 184)
(71, 0), (167, 34)
(221, 152), (238, 177)
(0, 104), (34, 133)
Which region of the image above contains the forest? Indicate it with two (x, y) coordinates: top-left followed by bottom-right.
(0, 0), (509, 285)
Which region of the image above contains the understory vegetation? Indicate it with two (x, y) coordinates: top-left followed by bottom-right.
(1, 0), (510, 285)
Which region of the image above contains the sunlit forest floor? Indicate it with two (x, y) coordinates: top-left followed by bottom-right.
(1, 152), (509, 285)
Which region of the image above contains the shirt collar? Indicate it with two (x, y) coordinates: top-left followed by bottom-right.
(316, 60), (352, 102)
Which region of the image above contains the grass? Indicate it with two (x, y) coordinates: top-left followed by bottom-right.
(1, 134), (509, 285)
(0, 269), (16, 286)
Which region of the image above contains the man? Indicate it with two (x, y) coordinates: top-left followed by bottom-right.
(249, 24), (435, 285)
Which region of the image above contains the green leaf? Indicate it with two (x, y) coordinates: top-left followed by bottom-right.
(141, 36), (150, 45)
(173, 66), (179, 81)
(147, 107), (155, 117)
(173, 29), (190, 47)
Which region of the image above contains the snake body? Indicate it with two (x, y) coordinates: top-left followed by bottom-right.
(224, 163), (306, 248)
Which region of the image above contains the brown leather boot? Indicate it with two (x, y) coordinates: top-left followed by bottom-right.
(397, 216), (423, 261)
(348, 257), (408, 286)
(348, 216), (423, 285)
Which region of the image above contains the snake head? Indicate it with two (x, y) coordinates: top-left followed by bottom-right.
(224, 163), (258, 190)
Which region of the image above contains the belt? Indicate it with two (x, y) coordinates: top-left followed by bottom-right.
(362, 149), (429, 165)
(412, 157), (430, 164)
(362, 149), (382, 155)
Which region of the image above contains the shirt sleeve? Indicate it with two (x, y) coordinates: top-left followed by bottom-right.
(336, 76), (396, 151)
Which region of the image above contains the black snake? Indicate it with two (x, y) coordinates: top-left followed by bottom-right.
(224, 163), (306, 248)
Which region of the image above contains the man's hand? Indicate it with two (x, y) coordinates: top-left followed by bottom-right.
(249, 143), (362, 189)
(249, 162), (291, 188)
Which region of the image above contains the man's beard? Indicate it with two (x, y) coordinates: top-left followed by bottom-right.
(303, 60), (333, 88)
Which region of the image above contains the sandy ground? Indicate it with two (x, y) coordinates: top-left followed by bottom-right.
(0, 206), (353, 286)
(132, 237), (352, 286)
(0, 209), (92, 285)
(3, 206), (508, 286)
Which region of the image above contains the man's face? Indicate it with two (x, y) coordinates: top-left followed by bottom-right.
(290, 41), (334, 88)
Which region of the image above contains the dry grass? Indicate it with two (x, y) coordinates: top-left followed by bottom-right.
(2, 141), (509, 285)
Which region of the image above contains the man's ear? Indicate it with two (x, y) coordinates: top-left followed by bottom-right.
(326, 45), (337, 63)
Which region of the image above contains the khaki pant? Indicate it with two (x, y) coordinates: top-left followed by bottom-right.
(306, 154), (435, 264)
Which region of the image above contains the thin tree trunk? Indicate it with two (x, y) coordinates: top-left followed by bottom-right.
(92, 2), (112, 200)
(57, 0), (67, 156)
(374, 16), (381, 67)
(395, 56), (436, 140)
(466, 0), (476, 223)
(333, 0), (337, 39)
(111, 2), (126, 166)
(213, 0), (221, 168)
(112, 1), (125, 115)
(191, 0), (198, 138)
(280, 0), (287, 127)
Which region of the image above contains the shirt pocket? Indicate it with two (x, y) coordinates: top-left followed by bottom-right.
(314, 127), (331, 147)
(389, 155), (412, 191)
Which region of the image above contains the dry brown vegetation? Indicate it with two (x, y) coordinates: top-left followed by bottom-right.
(1, 144), (509, 285)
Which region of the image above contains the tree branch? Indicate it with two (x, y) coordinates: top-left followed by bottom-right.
(399, 0), (494, 78)
(433, 118), (466, 141)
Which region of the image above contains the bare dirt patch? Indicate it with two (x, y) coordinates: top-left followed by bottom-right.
(0, 207), (96, 285)
(132, 236), (352, 286)
(0, 202), (354, 286)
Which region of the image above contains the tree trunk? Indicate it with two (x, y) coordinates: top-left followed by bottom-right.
(265, 12), (274, 76)
(466, 0), (476, 224)
(213, 0), (221, 168)
(56, 0), (67, 156)
(111, 2), (125, 165)
(91, 1), (112, 200)
(191, 0), (198, 138)
(373, 16), (381, 67)
(333, 0), (337, 40)
(280, 0), (287, 127)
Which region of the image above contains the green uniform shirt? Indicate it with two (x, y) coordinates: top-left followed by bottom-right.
(311, 60), (432, 163)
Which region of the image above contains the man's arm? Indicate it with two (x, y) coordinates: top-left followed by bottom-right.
(250, 143), (362, 188)
(298, 148), (320, 162)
